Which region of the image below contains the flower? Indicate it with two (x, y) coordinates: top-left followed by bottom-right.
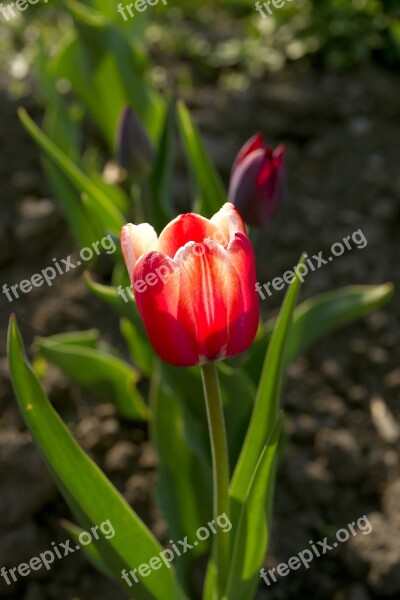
(121, 203), (260, 367)
(115, 106), (155, 177)
(228, 133), (285, 229)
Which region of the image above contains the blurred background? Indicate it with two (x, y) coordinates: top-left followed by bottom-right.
(0, 0), (399, 599)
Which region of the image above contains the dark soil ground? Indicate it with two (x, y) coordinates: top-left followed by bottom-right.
(0, 62), (399, 600)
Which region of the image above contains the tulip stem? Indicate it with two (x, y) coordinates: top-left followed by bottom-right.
(201, 362), (230, 598)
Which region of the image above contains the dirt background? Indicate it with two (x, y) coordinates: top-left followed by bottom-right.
(0, 48), (399, 600)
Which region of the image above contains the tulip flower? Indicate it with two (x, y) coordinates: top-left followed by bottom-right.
(120, 203), (260, 367)
(228, 133), (285, 229)
(115, 106), (155, 177)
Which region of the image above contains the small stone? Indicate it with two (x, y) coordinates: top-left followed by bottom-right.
(138, 442), (159, 469)
(104, 441), (138, 474)
(349, 339), (368, 355)
(16, 198), (63, 258)
(125, 473), (151, 506)
(315, 429), (364, 484)
(346, 513), (400, 595)
(384, 369), (400, 388)
(383, 479), (400, 529)
(347, 386), (368, 404)
(322, 358), (342, 379)
(314, 394), (347, 419)
(290, 414), (318, 443)
(370, 396), (399, 444)
(368, 347), (389, 365)
(366, 311), (388, 331)
(75, 416), (103, 451)
(95, 403), (117, 419)
(100, 418), (120, 444)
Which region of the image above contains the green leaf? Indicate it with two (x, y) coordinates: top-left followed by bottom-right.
(223, 415), (283, 600)
(35, 336), (149, 421)
(176, 101), (226, 218)
(18, 108), (124, 237)
(150, 362), (212, 590)
(230, 254), (305, 528)
(43, 160), (97, 249)
(217, 364), (256, 472)
(242, 283), (394, 384)
(7, 315), (186, 600)
(84, 273), (147, 336)
(53, 7), (164, 146)
(286, 283), (394, 362)
(61, 518), (114, 579)
(149, 98), (177, 231)
(120, 318), (155, 378)
(34, 329), (100, 350)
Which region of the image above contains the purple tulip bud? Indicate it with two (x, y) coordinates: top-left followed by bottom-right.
(115, 106), (155, 177)
(228, 133), (286, 229)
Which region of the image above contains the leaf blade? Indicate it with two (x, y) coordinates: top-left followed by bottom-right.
(7, 315), (186, 600)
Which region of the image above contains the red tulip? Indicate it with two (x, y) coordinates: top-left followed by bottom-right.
(228, 133), (285, 229)
(121, 203), (259, 367)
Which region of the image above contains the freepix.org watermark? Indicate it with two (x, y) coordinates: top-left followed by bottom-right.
(0, 0), (48, 22)
(1, 519), (115, 585)
(117, 0), (167, 21)
(255, 0), (294, 18)
(1, 234), (116, 304)
(260, 514), (372, 587)
(256, 228), (368, 300)
(117, 227), (230, 303)
(121, 513), (232, 587)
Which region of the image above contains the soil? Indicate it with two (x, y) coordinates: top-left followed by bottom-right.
(0, 61), (399, 600)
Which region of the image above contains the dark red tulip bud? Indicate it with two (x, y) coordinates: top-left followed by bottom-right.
(228, 133), (286, 229)
(115, 106), (155, 177)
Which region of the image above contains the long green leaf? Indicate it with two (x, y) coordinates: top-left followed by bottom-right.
(242, 283), (394, 384)
(8, 315), (186, 600)
(43, 160), (97, 249)
(176, 101), (226, 218)
(36, 337), (149, 421)
(34, 329), (100, 350)
(223, 415), (283, 600)
(120, 318), (155, 378)
(150, 363), (212, 590)
(286, 283), (394, 362)
(84, 273), (149, 337)
(230, 254), (305, 527)
(18, 108), (124, 236)
(149, 98), (177, 231)
(61, 518), (114, 579)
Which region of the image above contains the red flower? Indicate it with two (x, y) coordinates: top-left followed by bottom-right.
(121, 203), (259, 367)
(228, 133), (285, 229)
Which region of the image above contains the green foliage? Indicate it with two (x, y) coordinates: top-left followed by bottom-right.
(35, 330), (149, 421)
(176, 101), (227, 218)
(241, 283), (395, 384)
(8, 316), (186, 600)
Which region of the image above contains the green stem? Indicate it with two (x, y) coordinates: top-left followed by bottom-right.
(201, 362), (230, 598)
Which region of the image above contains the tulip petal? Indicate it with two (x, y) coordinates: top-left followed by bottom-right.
(157, 213), (221, 258)
(134, 252), (199, 367)
(232, 133), (264, 172)
(121, 223), (158, 280)
(228, 149), (277, 228)
(225, 233), (259, 355)
(176, 240), (230, 361)
(210, 202), (246, 245)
